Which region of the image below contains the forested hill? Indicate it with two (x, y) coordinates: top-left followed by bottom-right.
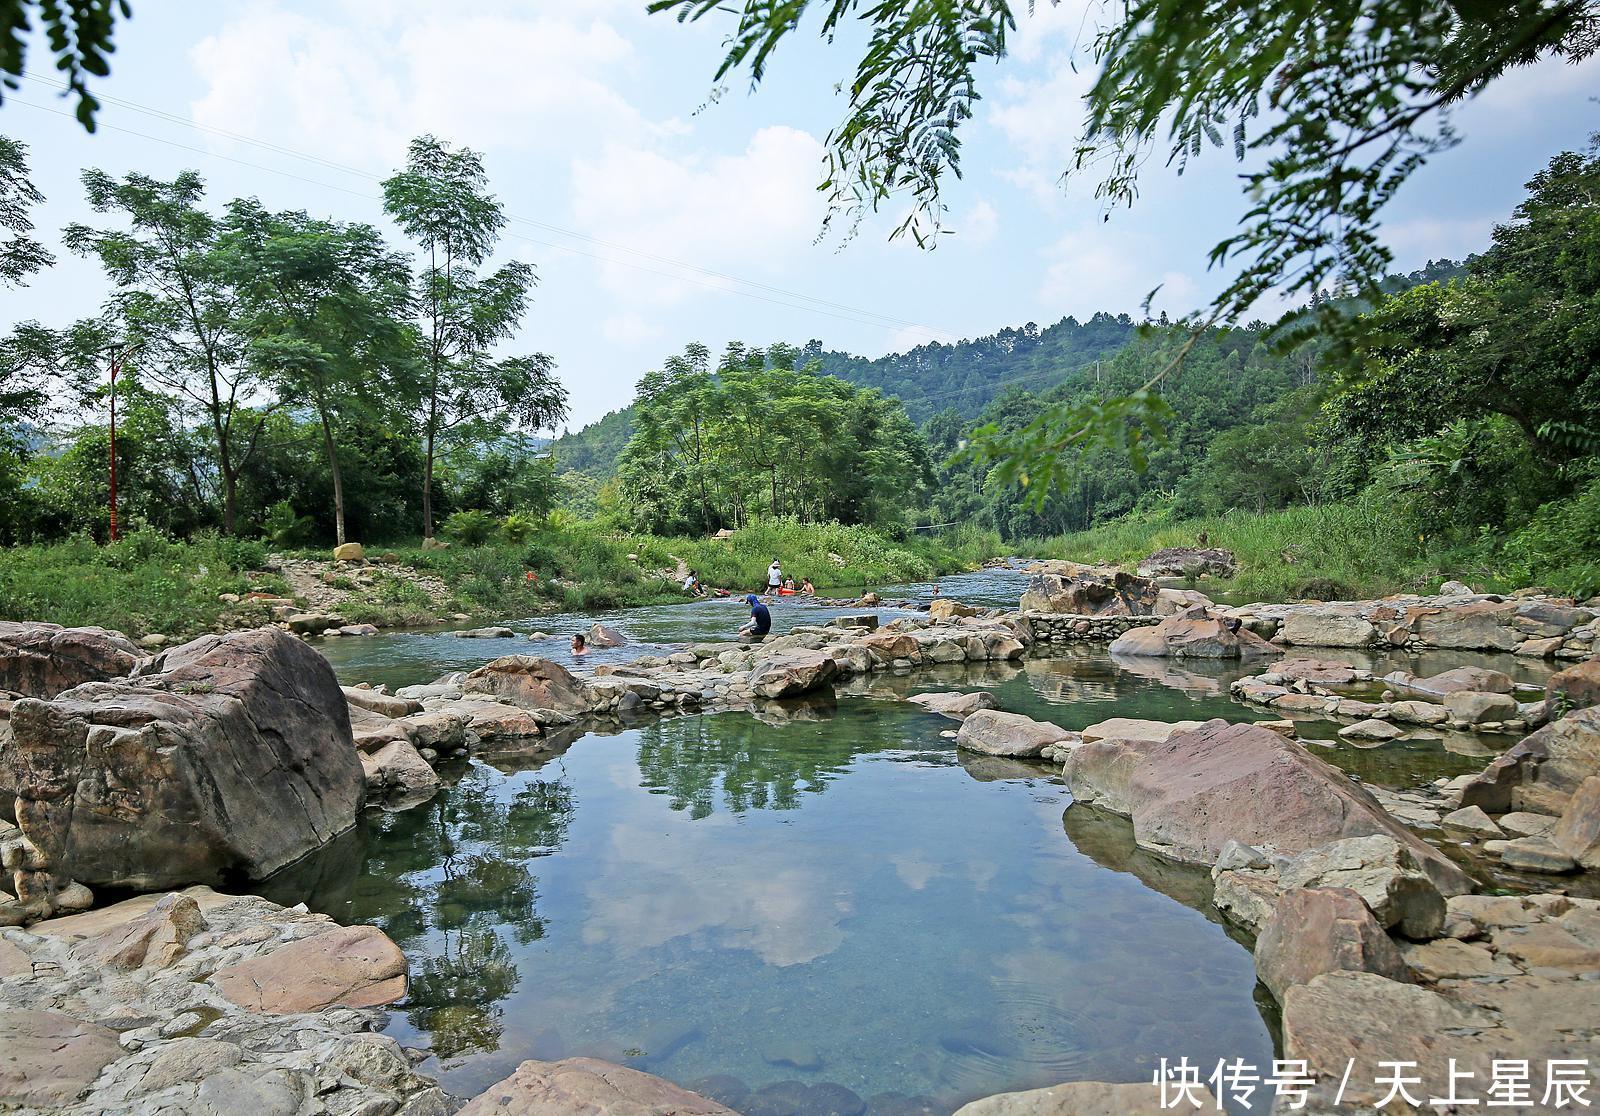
(551, 311), (1139, 479)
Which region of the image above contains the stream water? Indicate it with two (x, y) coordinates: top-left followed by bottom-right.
(283, 569), (1557, 1114)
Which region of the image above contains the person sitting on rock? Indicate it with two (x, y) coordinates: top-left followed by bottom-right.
(739, 594), (772, 642)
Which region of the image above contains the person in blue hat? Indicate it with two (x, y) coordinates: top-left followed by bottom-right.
(738, 594), (772, 641)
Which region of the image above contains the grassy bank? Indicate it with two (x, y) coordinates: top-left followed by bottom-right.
(1022, 493), (1598, 601)
(0, 519), (990, 640)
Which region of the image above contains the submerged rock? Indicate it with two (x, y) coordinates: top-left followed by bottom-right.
(457, 1057), (734, 1116)
(953, 1080), (1216, 1116)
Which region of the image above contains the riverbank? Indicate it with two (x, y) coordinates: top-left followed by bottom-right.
(0, 521), (992, 641)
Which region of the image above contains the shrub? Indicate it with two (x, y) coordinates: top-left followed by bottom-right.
(443, 509), (496, 546)
(261, 501), (313, 548)
(501, 513), (539, 545)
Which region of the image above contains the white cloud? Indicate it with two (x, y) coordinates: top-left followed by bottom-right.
(569, 125), (828, 304)
(601, 312), (664, 345)
(1384, 215), (1495, 263)
(1037, 228), (1197, 318)
(963, 197), (1000, 246)
(988, 58), (1097, 206)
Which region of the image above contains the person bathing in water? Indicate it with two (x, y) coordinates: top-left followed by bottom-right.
(570, 633), (588, 657)
(801, 577), (815, 595)
(739, 594), (772, 642)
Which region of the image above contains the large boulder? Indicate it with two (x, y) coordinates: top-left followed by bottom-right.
(463, 656), (594, 713)
(1553, 775), (1600, 868)
(1545, 657), (1600, 715)
(1019, 568), (1158, 616)
(1277, 609), (1376, 648)
(748, 650), (838, 699)
(956, 710), (1077, 758)
(1135, 546), (1238, 579)
(1461, 706), (1600, 813)
(1062, 719), (1471, 895)
(1107, 612), (1280, 659)
(928, 598), (981, 622)
(0, 620), (141, 699)
(360, 740), (441, 808)
(1412, 600), (1520, 650)
(457, 1058), (735, 1116)
(586, 623), (627, 648)
(1403, 665), (1514, 697)
(209, 924), (407, 1014)
(1254, 887), (1412, 1003)
(1275, 835), (1445, 938)
(4, 629), (364, 892)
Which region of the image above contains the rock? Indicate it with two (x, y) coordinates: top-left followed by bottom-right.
(74, 892), (207, 970)
(749, 650), (838, 699)
(455, 626), (516, 639)
(397, 710), (468, 752)
(587, 623), (627, 648)
(1153, 587), (1214, 615)
(1079, 718), (1202, 745)
(1513, 600), (1589, 637)
(457, 1058), (735, 1116)
(953, 1080), (1214, 1116)
(339, 623), (379, 636)
(284, 612), (330, 635)
(1212, 869), (1284, 932)
(348, 703), (413, 752)
(5, 629), (364, 892)
(0, 1009), (123, 1107)
(210, 924), (407, 1013)
(1405, 665), (1516, 696)
(437, 699), (545, 742)
(1517, 636), (1563, 658)
(1061, 719), (1471, 895)
(332, 542), (365, 561)
(1136, 546), (1237, 579)
(1441, 804), (1503, 838)
(421, 536), (449, 550)
(360, 740), (442, 805)
(1444, 689), (1517, 725)
(1254, 887), (1411, 1003)
(907, 690), (998, 720)
(1275, 835), (1446, 939)
(1414, 600), (1520, 650)
(1498, 810), (1557, 838)
(1273, 657), (1363, 684)
(1108, 612), (1280, 659)
(928, 599), (980, 621)
(955, 710), (1075, 758)
(0, 620), (141, 699)
(1552, 775), (1600, 867)
(1545, 657), (1600, 715)
(137, 633), (169, 649)
(1462, 705), (1600, 813)
(858, 631), (919, 663)
(1338, 718), (1403, 744)
(1498, 835), (1579, 873)
(1388, 699), (1448, 726)
(27, 885), (231, 940)
(463, 656), (594, 713)
(828, 614), (878, 629)
(342, 686), (423, 718)
(1439, 579), (1472, 595)
(1278, 610), (1376, 648)
(1019, 569), (1157, 616)
(136, 1037), (245, 1094)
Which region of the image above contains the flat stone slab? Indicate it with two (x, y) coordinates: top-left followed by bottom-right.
(0, 1008), (122, 1107)
(1079, 717), (1202, 744)
(457, 1057), (735, 1116)
(30, 886), (232, 941)
(954, 1080), (1216, 1116)
(210, 924), (407, 1013)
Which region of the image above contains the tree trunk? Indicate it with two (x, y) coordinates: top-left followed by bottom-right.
(422, 425), (436, 540)
(319, 406), (347, 547)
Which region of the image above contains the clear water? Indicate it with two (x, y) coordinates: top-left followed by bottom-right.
(272, 701), (1273, 1113)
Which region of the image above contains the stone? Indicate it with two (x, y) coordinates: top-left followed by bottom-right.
(1278, 610), (1376, 648)
(1513, 600), (1588, 637)
(1517, 636), (1563, 658)
(464, 656), (594, 713)
(1444, 689), (1518, 725)
(1079, 717), (1202, 745)
(1018, 569), (1157, 616)
(0, 620), (141, 699)
(332, 541), (365, 561)
(342, 686), (422, 718)
(1274, 657), (1363, 684)
(421, 536), (449, 550)
(1408, 665), (1515, 696)
(1108, 612), (1280, 659)
(361, 740), (442, 806)
(953, 1080), (1215, 1116)
(29, 885), (231, 940)
(1439, 579), (1473, 595)
(136, 1037), (245, 1094)
(5, 629), (364, 891)
(1498, 835), (1579, 873)
(1212, 870), (1283, 932)
(906, 690), (998, 720)
(349, 703), (413, 752)
(1275, 835), (1447, 939)
(1061, 719), (1471, 895)
(0, 1009), (123, 1107)
(1136, 546), (1238, 579)
(1338, 718), (1402, 744)
(928, 599), (980, 622)
(455, 626), (516, 639)
(1499, 810), (1557, 838)
(1398, 938), (1519, 981)
(1545, 657), (1600, 715)
(1415, 600), (1520, 650)
(955, 710), (1075, 758)
(75, 892), (207, 970)
(1460, 705), (1600, 812)
(749, 650), (839, 699)
(1153, 587), (1215, 615)
(1552, 775), (1600, 866)
(456, 1057), (735, 1116)
(587, 623), (627, 648)
(1440, 804), (1503, 838)
(397, 710), (468, 752)
(0, 936), (28, 977)
(210, 924), (407, 1013)
(1388, 699), (1448, 726)
(1254, 887), (1412, 1003)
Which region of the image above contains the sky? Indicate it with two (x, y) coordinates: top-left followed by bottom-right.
(3, 1), (1597, 431)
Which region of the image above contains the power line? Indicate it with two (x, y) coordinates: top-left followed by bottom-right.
(16, 71), (963, 342)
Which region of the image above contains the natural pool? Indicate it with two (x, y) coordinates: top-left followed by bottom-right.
(271, 700), (1273, 1114)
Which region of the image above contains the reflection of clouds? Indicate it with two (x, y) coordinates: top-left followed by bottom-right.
(581, 818), (852, 967)
(891, 853), (939, 890)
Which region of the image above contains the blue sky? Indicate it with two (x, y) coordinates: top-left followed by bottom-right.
(4, 1), (1597, 430)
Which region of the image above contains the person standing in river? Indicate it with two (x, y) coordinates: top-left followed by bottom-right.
(765, 558), (783, 596)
